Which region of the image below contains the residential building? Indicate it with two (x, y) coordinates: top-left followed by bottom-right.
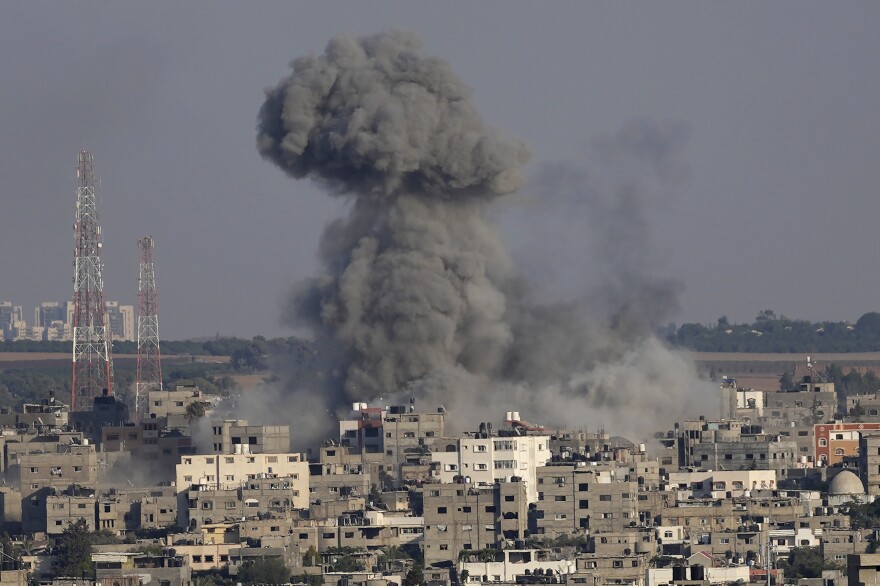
(422, 481), (528, 567)
(175, 452), (309, 528)
(209, 419), (290, 454)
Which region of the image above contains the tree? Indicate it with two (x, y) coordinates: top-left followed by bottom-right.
(779, 371), (794, 391)
(303, 545), (318, 567)
(237, 556), (290, 585)
(185, 401), (209, 422)
(404, 567), (424, 586)
(57, 519), (93, 578)
(783, 546), (839, 579)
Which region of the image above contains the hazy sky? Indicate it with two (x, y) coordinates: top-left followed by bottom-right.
(1, 3), (878, 339)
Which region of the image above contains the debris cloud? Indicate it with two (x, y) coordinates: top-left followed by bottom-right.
(258, 31), (712, 444)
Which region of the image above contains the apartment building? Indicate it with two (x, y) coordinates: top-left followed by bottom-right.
(431, 432), (550, 502)
(208, 419), (290, 454)
(19, 443), (98, 533)
(531, 464), (639, 537)
(858, 433), (880, 495)
(175, 452), (308, 528)
(187, 475), (306, 528)
(148, 385), (206, 428)
(423, 481), (528, 567)
(308, 461), (372, 503)
(45, 486), (97, 535)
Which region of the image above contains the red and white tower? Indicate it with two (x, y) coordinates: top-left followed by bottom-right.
(71, 151), (114, 411)
(135, 236), (162, 418)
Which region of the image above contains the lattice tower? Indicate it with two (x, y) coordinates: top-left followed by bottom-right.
(135, 235), (162, 419)
(71, 151), (114, 411)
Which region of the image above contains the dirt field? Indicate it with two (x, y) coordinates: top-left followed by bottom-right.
(0, 352), (227, 370)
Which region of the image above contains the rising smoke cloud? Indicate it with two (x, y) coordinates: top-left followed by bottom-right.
(257, 30), (712, 443)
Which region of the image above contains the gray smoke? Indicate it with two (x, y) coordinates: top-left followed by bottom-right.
(258, 31), (712, 443)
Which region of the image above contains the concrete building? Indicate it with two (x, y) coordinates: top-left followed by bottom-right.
(92, 552), (192, 586)
(0, 302), (23, 340)
(667, 470), (777, 497)
(187, 475), (307, 528)
(209, 419), (290, 454)
(34, 302), (67, 329)
(431, 430), (551, 503)
(19, 443), (98, 533)
(45, 486), (97, 535)
(308, 461), (372, 503)
(531, 464), (639, 537)
(104, 301), (134, 342)
(101, 421), (195, 480)
(459, 549), (576, 583)
(859, 434), (880, 496)
(848, 553), (880, 586)
(822, 529), (875, 565)
(149, 385), (205, 428)
(817, 422), (880, 466)
(422, 481), (528, 567)
(338, 404), (446, 481)
(175, 452), (309, 528)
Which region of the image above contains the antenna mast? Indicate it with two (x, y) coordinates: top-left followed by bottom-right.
(135, 236), (162, 419)
(71, 151), (114, 411)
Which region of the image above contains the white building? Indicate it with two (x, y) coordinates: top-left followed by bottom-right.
(431, 433), (551, 502)
(667, 470), (777, 498)
(460, 549), (575, 583)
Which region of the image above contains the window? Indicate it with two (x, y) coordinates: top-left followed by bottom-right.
(505, 495), (515, 502)
(819, 438), (827, 447)
(462, 506), (472, 513)
(579, 500), (589, 509)
(613, 561), (623, 568)
(485, 506), (495, 513)
(437, 507), (447, 514)
(599, 495), (612, 502)
(578, 483), (589, 491)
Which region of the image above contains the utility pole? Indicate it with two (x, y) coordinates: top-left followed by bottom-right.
(71, 151), (114, 411)
(135, 236), (162, 420)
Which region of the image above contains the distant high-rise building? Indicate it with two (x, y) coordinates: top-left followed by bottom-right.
(105, 301), (135, 342)
(0, 302), (24, 341)
(34, 301), (68, 328)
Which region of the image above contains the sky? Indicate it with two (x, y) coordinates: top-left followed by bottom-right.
(1, 3), (878, 340)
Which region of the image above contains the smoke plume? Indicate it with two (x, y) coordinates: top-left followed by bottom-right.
(258, 31), (712, 443)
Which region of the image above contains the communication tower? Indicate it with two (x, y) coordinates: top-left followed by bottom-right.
(71, 151), (114, 411)
(135, 236), (162, 418)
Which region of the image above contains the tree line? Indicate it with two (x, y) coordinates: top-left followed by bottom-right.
(666, 310), (880, 353)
